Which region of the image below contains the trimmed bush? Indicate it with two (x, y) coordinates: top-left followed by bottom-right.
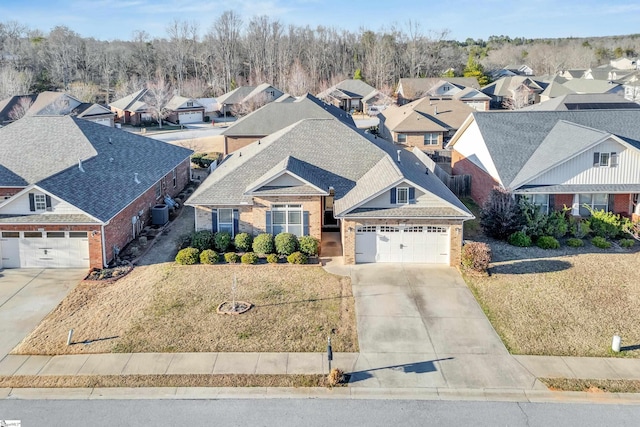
(241, 252), (258, 264)
(569, 216), (591, 239)
(619, 238), (635, 248)
(224, 252), (240, 263)
(190, 230), (214, 251)
(566, 238), (584, 248)
(461, 242), (491, 273)
(519, 198), (547, 239)
(287, 251), (308, 264)
(214, 231), (232, 252)
(252, 233), (274, 255)
(266, 253), (279, 263)
(591, 236), (612, 249)
(508, 231), (532, 247)
(480, 187), (522, 240)
(536, 236), (560, 249)
(275, 233), (298, 256)
(234, 233), (253, 252)
(588, 208), (625, 239)
(199, 249), (219, 264)
(175, 247), (200, 265)
(298, 235), (319, 256)
(543, 210), (569, 239)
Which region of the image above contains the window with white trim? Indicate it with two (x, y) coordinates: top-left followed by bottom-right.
(593, 152), (618, 167)
(396, 187), (409, 204)
(423, 133), (439, 145)
(397, 133), (407, 143)
(218, 208), (234, 236)
(579, 193), (608, 216)
(34, 194), (47, 211)
(526, 194), (549, 214)
(186, 101), (193, 107)
(271, 204), (303, 236)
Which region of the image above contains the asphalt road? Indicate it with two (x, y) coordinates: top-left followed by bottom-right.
(1, 399), (639, 426)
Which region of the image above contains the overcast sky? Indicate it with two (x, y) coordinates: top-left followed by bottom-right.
(2, 0), (639, 41)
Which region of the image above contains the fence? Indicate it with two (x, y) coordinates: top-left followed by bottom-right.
(411, 148), (471, 198)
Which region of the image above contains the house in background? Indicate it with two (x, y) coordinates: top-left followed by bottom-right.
(164, 96), (205, 124)
(481, 76), (546, 109)
(378, 98), (474, 150)
(558, 69), (586, 80)
(561, 79), (623, 96)
(0, 116), (192, 269)
(110, 89), (205, 125)
(221, 93), (354, 155)
(196, 97), (218, 119)
(522, 93), (640, 111)
(317, 79), (391, 115)
(425, 80), (491, 111)
(216, 83), (284, 116)
(186, 118), (473, 266)
(447, 110), (640, 221)
(610, 57), (638, 70)
(488, 64), (534, 79)
(0, 92), (114, 127)
(396, 77), (481, 105)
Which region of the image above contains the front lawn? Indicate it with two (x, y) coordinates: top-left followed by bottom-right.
(464, 240), (640, 358)
(13, 264), (357, 355)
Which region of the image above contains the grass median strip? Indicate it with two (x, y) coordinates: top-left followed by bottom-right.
(0, 374), (331, 388)
(541, 378), (640, 393)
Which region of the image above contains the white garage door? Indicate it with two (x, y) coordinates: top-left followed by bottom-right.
(355, 225), (450, 264)
(93, 118), (112, 127)
(0, 231), (90, 269)
(466, 101), (487, 111)
(179, 111), (203, 124)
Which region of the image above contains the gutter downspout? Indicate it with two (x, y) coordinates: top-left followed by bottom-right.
(101, 223), (108, 268)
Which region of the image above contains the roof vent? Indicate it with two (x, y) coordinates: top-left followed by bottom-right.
(78, 159), (85, 172)
(134, 173), (140, 184)
(396, 150), (401, 163)
(434, 106), (438, 115)
(239, 152), (242, 157)
(108, 137), (112, 144)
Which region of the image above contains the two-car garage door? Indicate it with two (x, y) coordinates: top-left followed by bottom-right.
(178, 111), (203, 124)
(0, 231), (90, 268)
(355, 225), (450, 264)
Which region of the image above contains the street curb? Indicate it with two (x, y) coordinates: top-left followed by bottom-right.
(2, 386), (640, 404)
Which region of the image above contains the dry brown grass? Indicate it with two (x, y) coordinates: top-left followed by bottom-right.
(172, 136), (224, 153)
(464, 240), (640, 358)
(0, 374), (327, 388)
(13, 264), (357, 355)
(541, 378), (640, 393)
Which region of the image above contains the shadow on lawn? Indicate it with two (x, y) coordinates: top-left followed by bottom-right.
(490, 259), (572, 275)
(71, 336), (119, 345)
(347, 357), (455, 383)
(256, 295), (351, 308)
(621, 344), (640, 352)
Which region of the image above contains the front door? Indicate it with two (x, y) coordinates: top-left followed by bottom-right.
(323, 194), (338, 228)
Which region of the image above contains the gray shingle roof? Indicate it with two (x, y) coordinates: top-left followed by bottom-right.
(109, 89), (147, 111)
(250, 185), (327, 196)
(381, 98), (474, 133)
(223, 94), (354, 137)
(398, 78), (481, 99)
(469, 110), (640, 190)
(524, 93), (640, 111)
(562, 79), (621, 94)
(344, 206), (466, 218)
(516, 184), (640, 193)
(0, 213), (99, 223)
(187, 118), (472, 219)
(0, 116), (192, 222)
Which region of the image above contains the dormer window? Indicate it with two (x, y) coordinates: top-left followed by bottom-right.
(186, 101), (193, 107)
(396, 187), (409, 204)
(34, 194), (47, 211)
(593, 152), (618, 167)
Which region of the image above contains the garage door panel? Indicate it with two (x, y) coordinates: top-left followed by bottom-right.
(178, 111), (203, 124)
(0, 231), (90, 269)
(0, 233), (21, 268)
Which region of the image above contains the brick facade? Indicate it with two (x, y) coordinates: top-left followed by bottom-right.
(0, 187), (24, 200)
(341, 218), (464, 267)
(612, 194), (631, 216)
(452, 150), (499, 205)
(224, 136), (262, 155)
(392, 131), (443, 150)
(552, 194), (574, 211)
(102, 158), (190, 266)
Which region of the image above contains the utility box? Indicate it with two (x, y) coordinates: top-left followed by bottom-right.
(151, 204), (169, 226)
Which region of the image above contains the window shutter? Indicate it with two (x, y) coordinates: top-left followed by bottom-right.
(610, 152), (618, 167)
(211, 209), (218, 232)
(390, 188), (396, 204)
(45, 195), (52, 210)
(232, 209), (239, 236)
(408, 187), (416, 203)
(265, 211), (272, 234)
(29, 193), (35, 211)
(593, 152), (600, 166)
(548, 194), (555, 212)
(303, 211), (309, 236)
(608, 194), (615, 212)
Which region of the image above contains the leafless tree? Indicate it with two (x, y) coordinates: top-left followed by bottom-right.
(68, 81), (100, 102)
(208, 11), (243, 92)
(145, 74), (173, 128)
(231, 92), (268, 117)
(8, 95), (33, 120)
(0, 65), (33, 98)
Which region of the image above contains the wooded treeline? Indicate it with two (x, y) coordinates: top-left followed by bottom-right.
(1, 13), (639, 102)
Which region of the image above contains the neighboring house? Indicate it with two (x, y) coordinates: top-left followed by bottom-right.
(216, 83), (284, 116)
(0, 116), (192, 269)
(539, 76), (573, 102)
(623, 80), (640, 103)
(221, 93), (355, 155)
(558, 69), (586, 80)
(610, 57), (638, 70)
(481, 76), (546, 109)
(522, 93), (640, 111)
(396, 77), (481, 105)
(196, 97), (218, 119)
(378, 98), (474, 150)
(0, 92), (114, 127)
(186, 118), (473, 266)
(488, 64), (534, 79)
(317, 79), (392, 114)
(447, 110), (640, 220)
(561, 79), (623, 95)
(164, 96), (205, 124)
(425, 80), (491, 111)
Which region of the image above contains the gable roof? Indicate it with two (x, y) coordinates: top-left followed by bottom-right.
(562, 79), (621, 94)
(397, 77), (481, 99)
(187, 118), (471, 218)
(451, 110), (640, 190)
(523, 93), (640, 111)
(164, 96), (203, 111)
(0, 116), (192, 222)
(109, 88), (147, 111)
(481, 76), (546, 97)
(222, 93), (355, 137)
(217, 84), (281, 106)
(381, 98), (474, 133)
(324, 79), (378, 98)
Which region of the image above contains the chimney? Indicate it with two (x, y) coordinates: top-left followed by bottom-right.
(134, 173), (140, 184)
(78, 159), (85, 172)
(396, 150), (401, 163)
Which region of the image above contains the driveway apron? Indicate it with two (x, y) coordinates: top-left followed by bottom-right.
(0, 268), (85, 359)
(349, 264), (536, 389)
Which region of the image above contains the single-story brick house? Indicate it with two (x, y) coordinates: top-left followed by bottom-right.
(447, 110), (640, 220)
(0, 116), (192, 269)
(186, 118), (473, 266)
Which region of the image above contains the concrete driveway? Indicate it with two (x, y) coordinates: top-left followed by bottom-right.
(0, 269), (85, 359)
(343, 264), (537, 389)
